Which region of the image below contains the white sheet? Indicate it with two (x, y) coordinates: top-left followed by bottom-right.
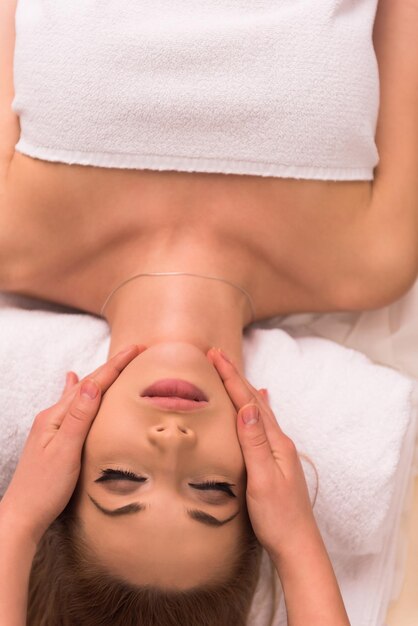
(262, 278), (418, 382)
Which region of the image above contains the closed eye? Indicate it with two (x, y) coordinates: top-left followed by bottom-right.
(95, 469), (146, 483)
(95, 470), (236, 497)
(189, 481), (236, 497)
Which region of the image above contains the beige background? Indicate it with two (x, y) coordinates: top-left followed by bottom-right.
(386, 476), (418, 625)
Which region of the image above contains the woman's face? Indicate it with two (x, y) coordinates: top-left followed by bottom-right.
(75, 342), (247, 589)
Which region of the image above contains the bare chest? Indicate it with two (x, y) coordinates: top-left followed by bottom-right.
(1, 152), (372, 319)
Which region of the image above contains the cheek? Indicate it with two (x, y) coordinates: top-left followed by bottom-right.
(83, 419), (124, 463)
(86, 406), (135, 448)
(203, 420), (244, 468)
(83, 419), (107, 454)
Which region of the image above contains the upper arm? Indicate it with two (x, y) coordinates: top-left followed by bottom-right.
(0, 0), (20, 184)
(361, 0), (418, 302)
(371, 0), (418, 212)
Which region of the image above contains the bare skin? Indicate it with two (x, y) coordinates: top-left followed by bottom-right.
(1, 1), (418, 319)
(68, 275), (250, 590)
(0, 0), (417, 621)
(1, 1), (418, 320)
(2, 156), (375, 318)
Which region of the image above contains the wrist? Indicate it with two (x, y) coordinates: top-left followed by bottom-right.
(269, 523), (350, 625)
(0, 500), (40, 555)
(270, 522), (327, 573)
(0, 501), (39, 626)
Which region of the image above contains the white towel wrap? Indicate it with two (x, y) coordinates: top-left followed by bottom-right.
(12, 0), (379, 180)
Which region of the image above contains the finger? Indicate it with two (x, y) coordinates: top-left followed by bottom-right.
(208, 348), (280, 428)
(208, 351), (269, 412)
(237, 404), (281, 475)
(61, 371), (79, 397)
(258, 388), (269, 401)
(62, 373), (72, 395)
(68, 371), (79, 386)
(207, 347), (261, 409)
(63, 344), (145, 405)
(208, 347), (273, 419)
(47, 344), (145, 429)
(238, 404), (302, 481)
(84, 344), (146, 388)
(54, 379), (102, 448)
(208, 347), (283, 440)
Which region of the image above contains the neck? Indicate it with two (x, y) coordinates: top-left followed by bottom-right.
(104, 274), (249, 371)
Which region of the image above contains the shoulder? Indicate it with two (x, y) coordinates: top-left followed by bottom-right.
(0, 0), (20, 185)
(336, 200), (418, 312)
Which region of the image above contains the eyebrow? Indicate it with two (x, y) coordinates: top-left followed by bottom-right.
(87, 494), (240, 527)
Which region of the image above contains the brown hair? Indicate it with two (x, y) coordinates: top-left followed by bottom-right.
(27, 503), (262, 626)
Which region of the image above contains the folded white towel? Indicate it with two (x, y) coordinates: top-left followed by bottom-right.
(0, 293), (416, 625)
(243, 329), (416, 556)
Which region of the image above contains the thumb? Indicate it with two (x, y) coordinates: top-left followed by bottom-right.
(237, 404), (273, 467)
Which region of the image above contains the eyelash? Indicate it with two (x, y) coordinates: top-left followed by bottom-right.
(97, 468), (236, 497)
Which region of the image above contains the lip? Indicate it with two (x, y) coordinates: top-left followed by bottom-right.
(140, 379), (209, 411)
(142, 396), (208, 411)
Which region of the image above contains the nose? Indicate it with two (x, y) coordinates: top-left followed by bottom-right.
(147, 419), (197, 449)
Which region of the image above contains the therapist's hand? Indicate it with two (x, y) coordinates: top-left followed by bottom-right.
(0, 344), (145, 546)
(207, 347), (319, 563)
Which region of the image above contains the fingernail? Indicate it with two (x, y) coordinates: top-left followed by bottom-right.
(218, 348), (232, 364)
(241, 405), (259, 425)
(65, 372), (70, 385)
(81, 380), (99, 399)
(260, 388), (269, 399)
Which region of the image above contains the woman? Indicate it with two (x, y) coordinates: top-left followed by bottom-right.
(0, 0), (417, 623)
(0, 345), (350, 625)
